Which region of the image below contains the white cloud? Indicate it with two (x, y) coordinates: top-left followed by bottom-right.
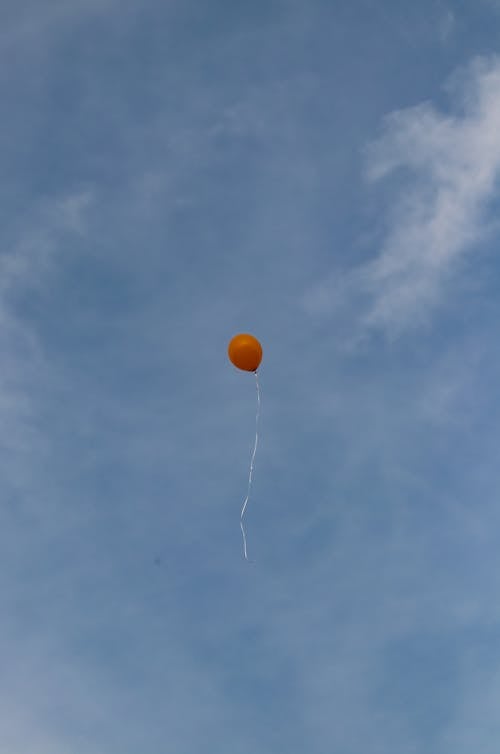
(304, 56), (500, 335)
(0, 0), (123, 51)
(438, 8), (456, 43)
(0, 190), (93, 483)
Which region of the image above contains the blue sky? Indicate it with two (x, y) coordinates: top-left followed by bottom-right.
(3, 1), (500, 752)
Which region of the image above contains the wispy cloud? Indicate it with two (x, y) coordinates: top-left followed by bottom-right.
(0, 190), (92, 487)
(0, 0), (123, 53)
(304, 55), (500, 335)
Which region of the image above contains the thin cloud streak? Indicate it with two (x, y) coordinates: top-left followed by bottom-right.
(0, 191), (93, 482)
(305, 55), (500, 336)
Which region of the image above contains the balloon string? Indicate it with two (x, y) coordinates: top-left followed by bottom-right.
(241, 370), (260, 561)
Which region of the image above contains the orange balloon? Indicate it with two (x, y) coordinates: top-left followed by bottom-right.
(228, 333), (263, 372)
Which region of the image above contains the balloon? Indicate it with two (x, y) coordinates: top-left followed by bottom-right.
(228, 333), (263, 372)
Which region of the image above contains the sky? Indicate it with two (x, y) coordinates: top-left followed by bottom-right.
(3, 1), (500, 752)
